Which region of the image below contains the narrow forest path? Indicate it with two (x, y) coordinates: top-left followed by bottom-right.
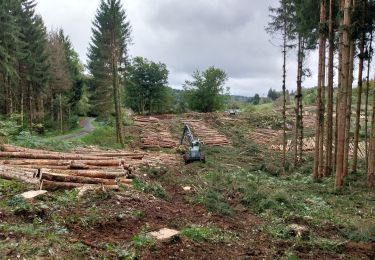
(54, 117), (96, 141)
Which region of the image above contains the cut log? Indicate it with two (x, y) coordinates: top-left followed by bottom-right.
(0, 167), (38, 185)
(20, 190), (48, 199)
(40, 180), (83, 191)
(40, 180), (121, 191)
(40, 169), (126, 179)
(0, 152), (119, 161)
(0, 145), (145, 159)
(39, 171), (117, 185)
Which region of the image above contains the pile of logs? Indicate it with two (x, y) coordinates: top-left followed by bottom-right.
(0, 145), (182, 191)
(0, 145), (140, 191)
(133, 116), (178, 149)
(182, 119), (230, 146)
(140, 128), (178, 149)
(133, 116), (160, 126)
(249, 128), (283, 145)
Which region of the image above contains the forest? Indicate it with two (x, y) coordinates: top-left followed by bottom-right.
(0, 0), (375, 259)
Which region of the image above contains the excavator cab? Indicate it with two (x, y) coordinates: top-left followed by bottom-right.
(181, 124), (206, 164)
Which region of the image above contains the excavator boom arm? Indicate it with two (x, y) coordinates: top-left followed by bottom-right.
(181, 124), (195, 145)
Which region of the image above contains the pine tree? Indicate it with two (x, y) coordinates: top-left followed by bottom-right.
(294, 0), (320, 166)
(0, 0), (24, 115)
(47, 30), (72, 132)
(88, 0), (131, 145)
(267, 0), (296, 172)
(58, 29), (85, 115)
(18, 1), (50, 130)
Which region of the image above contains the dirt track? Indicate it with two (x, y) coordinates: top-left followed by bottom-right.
(54, 117), (96, 141)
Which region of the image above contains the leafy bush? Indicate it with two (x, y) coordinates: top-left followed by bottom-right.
(68, 115), (80, 130)
(0, 114), (23, 143)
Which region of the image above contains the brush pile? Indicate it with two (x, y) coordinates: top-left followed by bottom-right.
(0, 144), (179, 191)
(182, 119), (230, 146)
(270, 137), (366, 158)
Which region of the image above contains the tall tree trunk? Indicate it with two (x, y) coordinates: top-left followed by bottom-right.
(368, 70), (375, 189)
(352, 2), (366, 172)
(112, 42), (124, 145)
(295, 35), (304, 167)
(314, 0), (326, 181)
(28, 83), (33, 134)
(21, 84), (24, 126)
(299, 42), (304, 162)
(282, 16), (287, 174)
(335, 0), (352, 188)
(325, 0), (335, 175)
(59, 94), (63, 133)
(319, 43), (327, 179)
(365, 32), (373, 170)
(343, 39), (355, 177)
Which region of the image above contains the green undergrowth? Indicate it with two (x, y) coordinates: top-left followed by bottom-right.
(189, 167), (375, 245)
(181, 225), (237, 243)
(80, 123), (134, 149)
(12, 131), (73, 151)
(132, 178), (169, 200)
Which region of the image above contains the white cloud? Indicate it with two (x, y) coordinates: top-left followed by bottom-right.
(35, 0), (321, 96)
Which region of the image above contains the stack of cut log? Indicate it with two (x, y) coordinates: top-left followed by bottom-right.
(133, 116), (178, 149)
(0, 145), (140, 191)
(182, 120), (230, 146)
(0, 145), (182, 190)
(140, 128), (178, 149)
(133, 116), (160, 126)
(249, 128), (283, 145)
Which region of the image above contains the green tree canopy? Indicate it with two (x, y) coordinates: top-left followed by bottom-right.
(87, 0), (131, 118)
(182, 67), (229, 113)
(253, 93), (261, 105)
(125, 57), (171, 114)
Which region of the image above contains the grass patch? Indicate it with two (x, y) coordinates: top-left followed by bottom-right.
(131, 232), (156, 249)
(132, 178), (169, 200)
(195, 188), (233, 216)
(80, 123), (134, 149)
(181, 226), (236, 243)
(80, 125), (123, 149)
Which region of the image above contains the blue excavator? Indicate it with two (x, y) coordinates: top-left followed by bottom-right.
(180, 124), (206, 164)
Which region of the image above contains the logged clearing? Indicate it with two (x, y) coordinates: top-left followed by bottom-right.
(0, 112), (374, 259)
(182, 119), (231, 146)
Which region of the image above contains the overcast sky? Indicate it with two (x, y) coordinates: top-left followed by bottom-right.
(35, 0), (320, 97)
